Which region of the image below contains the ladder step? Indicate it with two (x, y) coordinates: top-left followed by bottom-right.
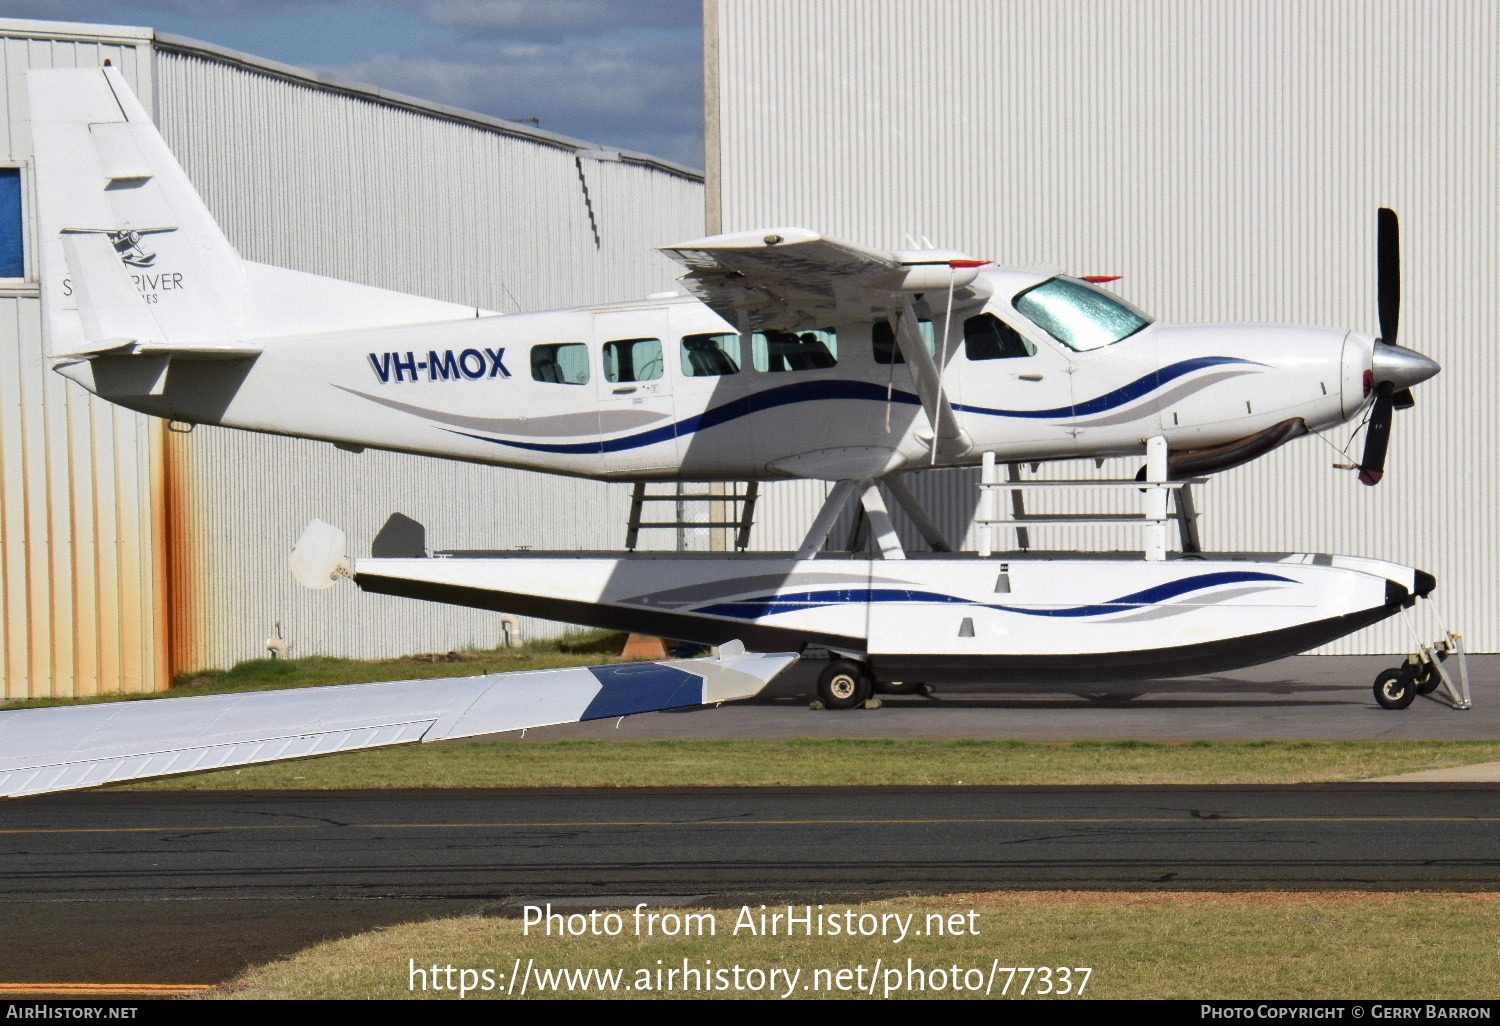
(977, 514), (1160, 524)
(978, 478), (1205, 489)
(635, 493), (754, 501)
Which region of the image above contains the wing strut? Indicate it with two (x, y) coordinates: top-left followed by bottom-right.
(892, 295), (972, 460)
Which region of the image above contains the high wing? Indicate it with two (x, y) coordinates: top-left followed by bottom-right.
(661, 227), (912, 330)
(0, 645), (794, 798)
(660, 227), (985, 457)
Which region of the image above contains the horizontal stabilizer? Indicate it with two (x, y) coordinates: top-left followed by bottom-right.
(0, 650), (795, 798)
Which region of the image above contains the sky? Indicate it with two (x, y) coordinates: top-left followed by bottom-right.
(0, 0), (706, 167)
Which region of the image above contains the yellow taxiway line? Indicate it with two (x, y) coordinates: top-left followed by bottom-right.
(0, 983), (212, 995)
(2, 816), (1500, 835)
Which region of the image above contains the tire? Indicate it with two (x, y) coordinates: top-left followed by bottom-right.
(817, 659), (873, 710)
(877, 680), (927, 696)
(1416, 665), (1441, 695)
(1374, 668), (1416, 710)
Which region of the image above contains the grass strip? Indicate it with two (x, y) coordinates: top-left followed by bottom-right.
(1, 632), (632, 711)
(115, 738), (1500, 790)
(218, 890), (1500, 1000)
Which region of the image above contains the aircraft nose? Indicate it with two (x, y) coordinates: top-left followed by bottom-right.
(1372, 341), (1440, 390)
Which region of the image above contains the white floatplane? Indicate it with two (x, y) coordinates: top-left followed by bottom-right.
(17, 64), (1467, 749)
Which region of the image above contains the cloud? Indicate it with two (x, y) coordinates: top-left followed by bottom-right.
(389, 0), (700, 42)
(328, 33), (704, 166)
(0, 0), (705, 166)
(0, 0), (353, 20)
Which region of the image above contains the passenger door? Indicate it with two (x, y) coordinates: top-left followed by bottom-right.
(593, 308), (678, 475)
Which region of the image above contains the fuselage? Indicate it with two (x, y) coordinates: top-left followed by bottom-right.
(59, 268), (1375, 482)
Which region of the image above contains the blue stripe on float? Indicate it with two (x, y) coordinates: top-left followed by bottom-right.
(448, 357), (1264, 454)
(692, 571), (1293, 620)
(579, 662), (704, 720)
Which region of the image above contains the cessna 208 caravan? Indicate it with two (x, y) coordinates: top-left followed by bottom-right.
(1, 65), (1463, 800)
(33, 69), (1436, 493)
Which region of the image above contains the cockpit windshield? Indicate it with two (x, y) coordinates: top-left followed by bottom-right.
(1012, 277), (1152, 352)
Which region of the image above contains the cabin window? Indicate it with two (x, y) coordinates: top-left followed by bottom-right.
(680, 333), (741, 376)
(1012, 277), (1151, 351)
(0, 168), (22, 279)
(530, 342), (590, 384)
(603, 337), (664, 382)
(963, 313), (1036, 360)
(871, 318), (938, 364)
(751, 328), (837, 372)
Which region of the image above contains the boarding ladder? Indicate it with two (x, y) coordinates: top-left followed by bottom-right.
(625, 481), (760, 551)
(974, 438), (1204, 561)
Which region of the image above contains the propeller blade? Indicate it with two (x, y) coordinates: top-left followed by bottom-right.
(1358, 382), (1395, 486)
(1392, 387), (1415, 410)
(1377, 207), (1400, 345)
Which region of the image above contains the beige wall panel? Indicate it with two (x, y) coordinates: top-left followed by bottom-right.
(0, 25), (165, 697)
(715, 0), (1497, 652)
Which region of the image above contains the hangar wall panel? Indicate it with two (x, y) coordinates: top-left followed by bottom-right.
(0, 24), (166, 698)
(1, 19), (707, 693)
(713, 0), (1498, 652)
(151, 50), (704, 669)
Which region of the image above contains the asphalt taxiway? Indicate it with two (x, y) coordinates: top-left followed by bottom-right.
(491, 654), (1500, 742)
(2, 784), (1498, 986)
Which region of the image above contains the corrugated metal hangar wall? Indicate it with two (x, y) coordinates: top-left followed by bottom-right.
(0, 18), (705, 697)
(708, 0), (1498, 654)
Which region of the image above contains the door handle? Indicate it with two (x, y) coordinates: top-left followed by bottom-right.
(612, 386), (637, 394)
(1017, 373), (1044, 382)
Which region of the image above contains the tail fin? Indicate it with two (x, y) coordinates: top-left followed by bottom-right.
(27, 67), (489, 360)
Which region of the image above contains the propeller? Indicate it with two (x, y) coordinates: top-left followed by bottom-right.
(1358, 381), (1394, 486)
(1377, 206), (1400, 346)
(1357, 208), (1437, 485)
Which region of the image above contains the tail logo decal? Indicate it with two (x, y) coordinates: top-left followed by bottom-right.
(108, 228), (168, 268)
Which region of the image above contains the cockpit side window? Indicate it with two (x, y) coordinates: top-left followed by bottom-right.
(1012, 277), (1152, 352)
(530, 342), (590, 385)
(963, 313), (1036, 360)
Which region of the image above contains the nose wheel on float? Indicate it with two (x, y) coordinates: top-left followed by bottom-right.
(1374, 630), (1470, 711)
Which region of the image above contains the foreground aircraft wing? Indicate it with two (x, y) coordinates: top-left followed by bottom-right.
(0, 647), (795, 798)
(661, 228), (981, 455)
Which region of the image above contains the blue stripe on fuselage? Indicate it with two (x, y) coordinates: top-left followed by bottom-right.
(449, 357), (1263, 454)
